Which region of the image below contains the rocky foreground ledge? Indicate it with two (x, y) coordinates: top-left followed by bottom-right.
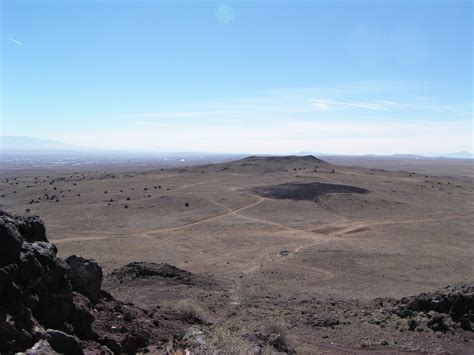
(0, 211), (190, 354)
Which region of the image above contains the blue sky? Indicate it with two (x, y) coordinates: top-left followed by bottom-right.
(1, 0), (472, 154)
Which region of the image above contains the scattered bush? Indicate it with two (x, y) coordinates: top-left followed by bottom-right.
(207, 323), (248, 353)
(264, 323), (291, 353)
(175, 300), (205, 324)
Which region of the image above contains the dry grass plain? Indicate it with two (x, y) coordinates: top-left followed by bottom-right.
(1, 155), (473, 352)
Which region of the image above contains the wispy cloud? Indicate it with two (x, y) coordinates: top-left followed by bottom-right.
(311, 99), (396, 111)
(111, 81), (467, 122)
(48, 81), (471, 154)
(55, 117), (472, 155)
(7, 36), (23, 46)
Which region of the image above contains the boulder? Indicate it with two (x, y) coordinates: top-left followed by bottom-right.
(0, 264), (18, 294)
(69, 292), (96, 339)
(44, 329), (83, 355)
(98, 336), (122, 354)
(120, 333), (150, 354)
(0, 220), (23, 267)
(17, 250), (44, 290)
(16, 216), (47, 242)
(66, 255), (103, 303)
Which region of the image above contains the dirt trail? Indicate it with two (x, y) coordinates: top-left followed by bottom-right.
(53, 189), (471, 247)
(142, 196), (266, 238)
(176, 173), (239, 190)
(176, 180), (209, 190)
(224, 204), (472, 295)
(53, 195), (264, 244)
(52, 178), (473, 251)
(320, 213), (472, 236)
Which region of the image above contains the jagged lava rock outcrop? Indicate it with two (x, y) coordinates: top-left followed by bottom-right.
(0, 210), (170, 354)
(392, 284), (474, 333)
(0, 210), (101, 353)
(65, 255), (103, 303)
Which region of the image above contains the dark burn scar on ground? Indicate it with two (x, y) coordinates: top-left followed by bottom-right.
(251, 182), (370, 201)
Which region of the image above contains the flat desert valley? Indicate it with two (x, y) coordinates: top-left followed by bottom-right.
(1, 155), (473, 353)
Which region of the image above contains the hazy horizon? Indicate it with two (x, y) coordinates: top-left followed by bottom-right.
(1, 135), (473, 160)
(2, 1), (473, 155)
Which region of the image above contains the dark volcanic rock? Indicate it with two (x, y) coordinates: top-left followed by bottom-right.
(98, 335), (122, 354)
(0, 210), (188, 354)
(252, 182), (370, 201)
(44, 329), (83, 355)
(110, 262), (194, 283)
(69, 292), (96, 339)
(0, 218), (23, 267)
(121, 333), (150, 353)
(16, 216), (47, 242)
(66, 255), (103, 303)
(0, 211), (96, 351)
(391, 284), (474, 332)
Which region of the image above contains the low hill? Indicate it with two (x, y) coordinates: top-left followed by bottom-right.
(240, 155), (327, 164)
(195, 155), (331, 174)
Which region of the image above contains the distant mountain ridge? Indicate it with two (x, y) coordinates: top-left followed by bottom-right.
(0, 136), (86, 151)
(441, 151), (474, 159)
(295, 151), (474, 160)
(1, 136), (472, 159)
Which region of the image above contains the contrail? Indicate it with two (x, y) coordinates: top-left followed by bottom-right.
(7, 37), (23, 46)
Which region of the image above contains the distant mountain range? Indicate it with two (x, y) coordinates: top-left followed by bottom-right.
(1, 136), (473, 159)
(0, 136), (86, 151)
(440, 151), (474, 159)
(295, 151), (474, 160)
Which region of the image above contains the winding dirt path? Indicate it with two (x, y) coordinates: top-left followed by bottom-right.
(141, 196), (266, 238)
(54, 197), (265, 244)
(53, 190), (471, 248)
